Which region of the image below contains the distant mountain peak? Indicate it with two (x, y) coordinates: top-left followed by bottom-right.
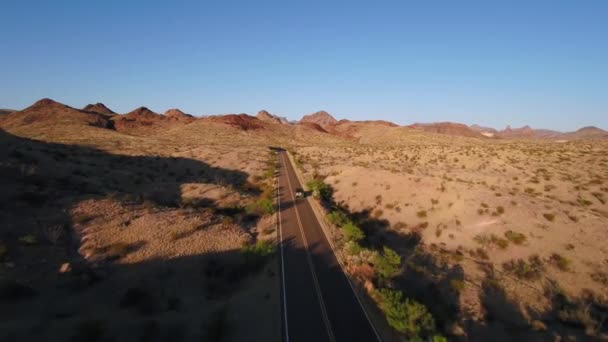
(300, 110), (337, 128)
(256, 110), (288, 124)
(164, 108), (192, 119)
(83, 102), (115, 115)
(32, 98), (64, 108)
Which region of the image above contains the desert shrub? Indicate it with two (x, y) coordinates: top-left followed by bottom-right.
(205, 307), (232, 342)
(342, 222), (364, 242)
(327, 210), (348, 226)
(417, 210), (427, 218)
(496, 206), (505, 214)
(242, 240), (275, 270)
(504, 230), (527, 245)
(73, 213), (96, 225)
(345, 241), (363, 255)
(120, 287), (161, 315)
(18, 234), (38, 245)
(490, 234), (509, 249)
(591, 272), (608, 286)
(255, 198), (275, 215)
(450, 279), (465, 293)
(470, 248), (489, 260)
(502, 255), (544, 280)
(393, 222), (407, 230)
(373, 209), (383, 218)
(549, 253), (571, 271)
(0, 243), (7, 261)
(375, 289), (436, 339)
(71, 319), (106, 342)
(543, 213), (555, 222)
(0, 280), (37, 301)
(373, 247), (401, 279)
(306, 179), (332, 201)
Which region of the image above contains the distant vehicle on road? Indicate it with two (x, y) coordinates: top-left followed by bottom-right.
(295, 187), (304, 199)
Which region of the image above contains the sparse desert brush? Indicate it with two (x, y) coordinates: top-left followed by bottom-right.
(120, 286), (161, 315)
(549, 253), (571, 271)
(72, 319), (106, 342)
(502, 255), (544, 280)
(18, 234), (38, 245)
(0, 243), (7, 260)
(430, 199), (439, 205)
(504, 230), (526, 245)
(470, 248), (489, 260)
(591, 272), (608, 285)
(393, 221), (407, 230)
(449, 279), (465, 293)
(95, 242), (132, 261)
(417, 210), (427, 218)
(0, 279), (37, 301)
(373, 209), (383, 218)
(543, 213), (555, 222)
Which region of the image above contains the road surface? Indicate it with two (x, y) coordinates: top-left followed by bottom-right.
(276, 150), (381, 342)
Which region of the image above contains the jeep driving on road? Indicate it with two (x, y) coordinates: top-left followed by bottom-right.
(295, 187), (304, 199)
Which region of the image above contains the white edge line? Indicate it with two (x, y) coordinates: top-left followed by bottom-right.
(282, 152), (336, 342)
(286, 151), (383, 342)
(277, 156), (290, 342)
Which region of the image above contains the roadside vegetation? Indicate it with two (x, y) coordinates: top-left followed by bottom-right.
(306, 175), (446, 341)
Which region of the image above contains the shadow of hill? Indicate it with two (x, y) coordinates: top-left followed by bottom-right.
(1, 247), (280, 342)
(0, 127), (254, 224)
(0, 128), (281, 341)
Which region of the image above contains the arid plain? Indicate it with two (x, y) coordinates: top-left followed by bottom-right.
(1, 99), (607, 341)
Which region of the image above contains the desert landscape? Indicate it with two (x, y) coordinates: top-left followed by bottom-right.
(0, 98), (606, 341)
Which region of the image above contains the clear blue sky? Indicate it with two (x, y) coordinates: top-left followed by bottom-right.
(1, 1), (607, 131)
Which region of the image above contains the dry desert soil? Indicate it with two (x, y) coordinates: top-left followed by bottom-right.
(1, 99), (607, 341)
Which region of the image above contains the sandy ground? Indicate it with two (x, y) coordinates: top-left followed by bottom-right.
(294, 136), (608, 334)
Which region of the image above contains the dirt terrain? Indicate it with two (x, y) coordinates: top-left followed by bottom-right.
(1, 99), (606, 341)
(293, 130), (608, 340)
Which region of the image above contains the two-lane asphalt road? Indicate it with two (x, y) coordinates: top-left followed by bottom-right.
(276, 150), (380, 342)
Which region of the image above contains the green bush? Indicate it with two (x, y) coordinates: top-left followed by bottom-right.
(502, 255), (544, 280)
(242, 240), (275, 269)
(550, 253), (571, 271)
(504, 230), (527, 245)
(306, 179), (332, 201)
(373, 247), (401, 279)
(342, 222), (364, 242)
(376, 288), (436, 339)
(242, 240), (275, 258)
(19, 234), (38, 245)
(327, 210), (348, 226)
(345, 241), (363, 255)
(255, 198), (275, 215)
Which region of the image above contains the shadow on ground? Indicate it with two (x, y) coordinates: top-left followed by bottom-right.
(0, 129), (278, 342)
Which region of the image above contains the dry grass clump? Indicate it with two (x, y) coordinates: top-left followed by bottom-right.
(549, 253), (571, 271)
(543, 213), (555, 222)
(504, 230), (527, 245)
(502, 255), (544, 280)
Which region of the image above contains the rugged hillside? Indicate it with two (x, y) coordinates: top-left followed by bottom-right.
(297, 121), (328, 133)
(300, 110), (337, 129)
(0, 109), (16, 116)
(164, 108), (194, 121)
(256, 110), (288, 125)
(408, 122), (486, 138)
(326, 119), (397, 139)
(562, 126), (608, 140)
(0, 98), (112, 129)
(83, 103), (116, 116)
(113, 107), (171, 133)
